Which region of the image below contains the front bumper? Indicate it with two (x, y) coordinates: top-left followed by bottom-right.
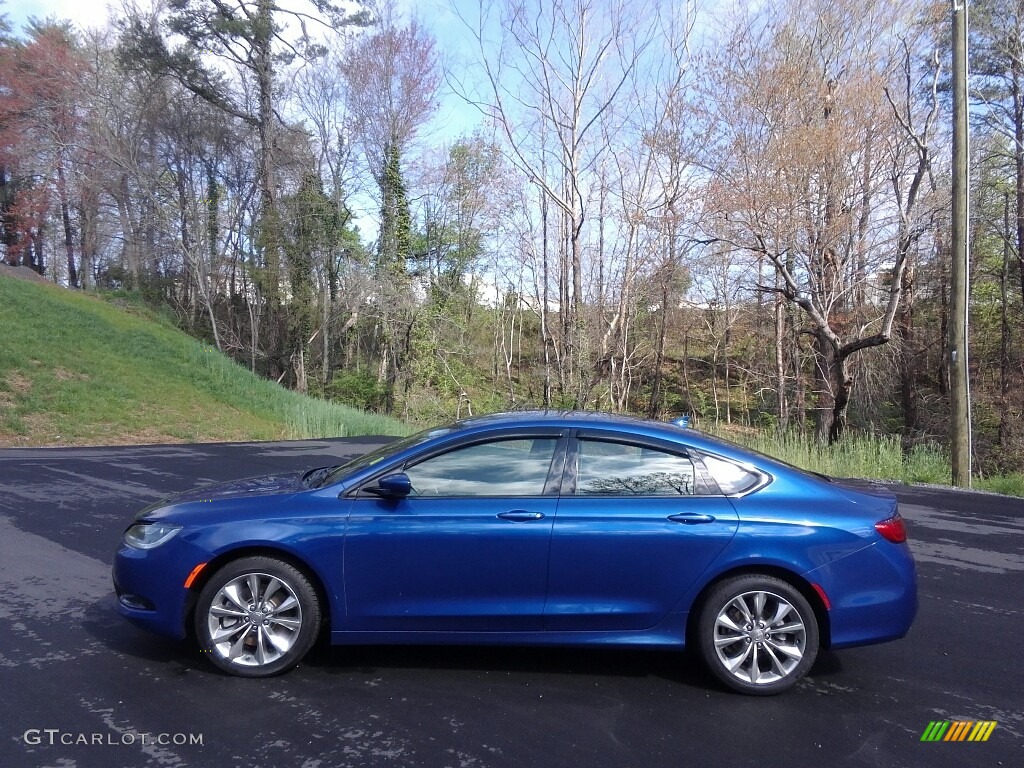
(112, 540), (205, 640)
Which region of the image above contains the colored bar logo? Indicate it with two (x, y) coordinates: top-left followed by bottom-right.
(921, 721), (997, 742)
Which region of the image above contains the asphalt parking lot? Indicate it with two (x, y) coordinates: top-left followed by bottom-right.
(0, 438), (1020, 768)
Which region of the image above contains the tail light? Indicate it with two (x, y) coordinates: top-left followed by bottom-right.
(875, 512), (907, 543)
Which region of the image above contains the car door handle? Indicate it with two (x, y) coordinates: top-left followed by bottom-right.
(497, 510), (545, 522)
(667, 513), (716, 525)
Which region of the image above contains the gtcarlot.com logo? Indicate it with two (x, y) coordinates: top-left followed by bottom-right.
(24, 729), (203, 747)
(920, 721), (997, 743)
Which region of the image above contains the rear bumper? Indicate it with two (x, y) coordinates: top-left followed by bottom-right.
(804, 540), (917, 648)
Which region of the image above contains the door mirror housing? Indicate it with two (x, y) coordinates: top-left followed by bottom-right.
(366, 472), (413, 498)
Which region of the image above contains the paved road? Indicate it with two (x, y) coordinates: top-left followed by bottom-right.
(0, 439), (1020, 768)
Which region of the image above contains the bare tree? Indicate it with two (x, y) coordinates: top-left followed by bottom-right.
(454, 0), (662, 404)
(699, 0), (939, 442)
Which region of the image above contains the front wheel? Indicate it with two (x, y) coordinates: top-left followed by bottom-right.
(194, 556), (321, 677)
(696, 575), (819, 695)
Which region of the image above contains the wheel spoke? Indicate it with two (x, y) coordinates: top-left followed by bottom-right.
(762, 642), (789, 678)
(731, 595), (753, 624)
(210, 605), (247, 619)
(765, 638), (803, 661)
(716, 612), (742, 632)
(256, 625), (268, 665)
(715, 633), (744, 648)
(753, 591), (767, 620)
(264, 627), (292, 653)
(748, 644), (761, 684)
(247, 574), (261, 605)
(221, 584), (247, 611)
(769, 602), (793, 626)
(260, 577), (283, 607)
(268, 595), (298, 615)
(227, 625), (254, 659)
(772, 621), (803, 633)
(724, 642), (752, 673)
(210, 622), (247, 643)
(269, 616), (301, 631)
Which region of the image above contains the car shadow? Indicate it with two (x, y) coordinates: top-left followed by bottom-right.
(84, 595), (845, 692)
(302, 641), (721, 690)
(81, 596), (206, 672)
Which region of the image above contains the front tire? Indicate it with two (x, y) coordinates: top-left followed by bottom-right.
(194, 556), (321, 677)
(697, 575), (819, 695)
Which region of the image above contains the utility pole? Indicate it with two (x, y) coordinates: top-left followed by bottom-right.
(950, 0), (972, 487)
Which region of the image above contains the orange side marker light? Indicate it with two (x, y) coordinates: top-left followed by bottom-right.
(184, 563), (207, 589)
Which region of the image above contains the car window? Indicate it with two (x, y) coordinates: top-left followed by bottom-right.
(316, 426), (455, 487)
(404, 438), (558, 497)
(575, 439), (696, 496)
(699, 453), (763, 495)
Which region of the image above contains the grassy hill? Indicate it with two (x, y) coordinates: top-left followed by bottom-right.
(0, 273), (407, 447)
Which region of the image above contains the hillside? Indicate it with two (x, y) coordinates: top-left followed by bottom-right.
(0, 273), (406, 447)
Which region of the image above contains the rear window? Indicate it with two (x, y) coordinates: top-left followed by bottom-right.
(698, 453), (763, 495)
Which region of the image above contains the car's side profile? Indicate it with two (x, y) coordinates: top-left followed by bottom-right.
(113, 411), (917, 694)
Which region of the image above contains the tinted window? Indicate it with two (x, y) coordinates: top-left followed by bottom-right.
(575, 440), (696, 496)
(318, 426), (455, 487)
(405, 438), (558, 497)
(699, 453), (762, 494)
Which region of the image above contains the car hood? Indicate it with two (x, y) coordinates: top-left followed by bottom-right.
(149, 472), (307, 509)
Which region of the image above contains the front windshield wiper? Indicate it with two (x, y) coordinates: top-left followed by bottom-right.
(301, 465), (341, 488)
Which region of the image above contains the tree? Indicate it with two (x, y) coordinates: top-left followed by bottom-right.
(456, 0), (660, 405)
(971, 0), (1024, 307)
(0, 22), (89, 282)
(342, 3), (440, 412)
(699, 0), (940, 442)
(119, 0), (369, 376)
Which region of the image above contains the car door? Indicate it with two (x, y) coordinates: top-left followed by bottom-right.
(343, 431), (567, 632)
(543, 432), (739, 632)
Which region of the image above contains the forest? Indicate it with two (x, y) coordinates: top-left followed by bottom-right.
(1, 0), (1022, 478)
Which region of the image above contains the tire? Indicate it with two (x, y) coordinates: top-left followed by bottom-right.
(696, 575), (819, 695)
(194, 556), (321, 677)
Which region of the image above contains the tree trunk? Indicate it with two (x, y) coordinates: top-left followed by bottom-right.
(56, 160), (78, 288)
(774, 292), (788, 430)
(829, 352), (853, 444)
(898, 256), (917, 442)
(1013, 57), (1024, 309)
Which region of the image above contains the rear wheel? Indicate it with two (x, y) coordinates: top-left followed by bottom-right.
(194, 556), (321, 677)
(697, 575), (818, 695)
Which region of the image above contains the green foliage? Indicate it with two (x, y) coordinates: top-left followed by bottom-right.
(707, 426), (951, 485)
(324, 370), (387, 412)
(284, 171), (346, 361)
(976, 474), (1024, 497)
(0, 275), (405, 445)
(378, 142), (413, 276)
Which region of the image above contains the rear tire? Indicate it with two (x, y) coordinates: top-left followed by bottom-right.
(696, 575), (818, 695)
(194, 556), (321, 677)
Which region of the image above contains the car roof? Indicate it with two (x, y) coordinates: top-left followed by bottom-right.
(443, 410), (797, 473)
(447, 410), (719, 449)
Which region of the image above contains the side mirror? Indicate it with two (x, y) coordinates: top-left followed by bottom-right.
(366, 472), (412, 498)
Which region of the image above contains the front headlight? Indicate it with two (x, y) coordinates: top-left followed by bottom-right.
(123, 522), (182, 550)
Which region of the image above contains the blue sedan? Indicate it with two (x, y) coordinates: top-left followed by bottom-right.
(112, 411), (916, 694)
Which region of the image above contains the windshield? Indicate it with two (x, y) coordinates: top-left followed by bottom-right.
(315, 425), (456, 488)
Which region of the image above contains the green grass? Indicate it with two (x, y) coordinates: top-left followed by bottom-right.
(710, 427), (950, 484)
(975, 473), (1024, 496)
(707, 424), (1023, 496)
(0, 275), (407, 446)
